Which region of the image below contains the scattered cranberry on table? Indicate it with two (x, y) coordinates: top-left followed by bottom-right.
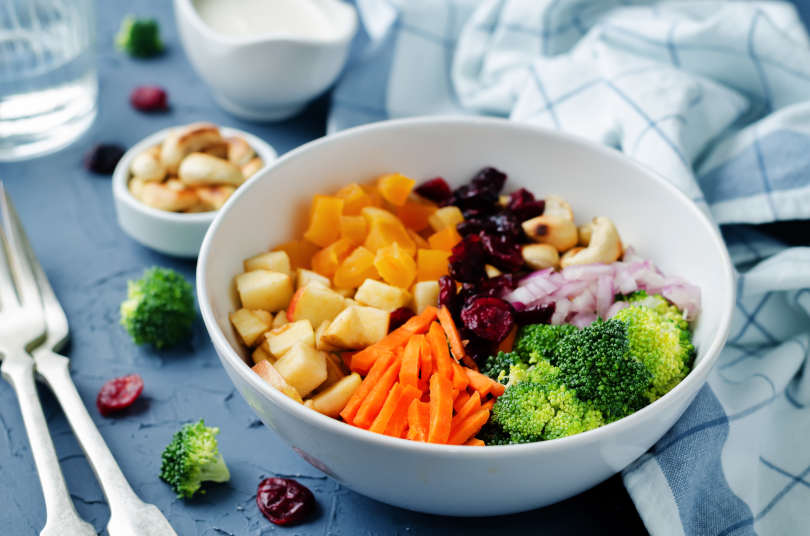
(256, 477), (315, 526)
(96, 374), (144, 416)
(84, 143), (125, 174)
(130, 85), (168, 112)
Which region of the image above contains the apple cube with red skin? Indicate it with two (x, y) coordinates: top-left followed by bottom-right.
(235, 270), (293, 312)
(265, 320), (315, 358)
(273, 343), (328, 397)
(251, 360), (303, 403)
(229, 308), (273, 347)
(286, 283), (348, 327)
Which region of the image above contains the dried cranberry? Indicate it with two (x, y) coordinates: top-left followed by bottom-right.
(84, 144), (125, 174)
(507, 188), (545, 221)
(96, 374), (144, 416)
(451, 184), (498, 213)
(438, 275), (458, 314)
(464, 335), (495, 366)
(479, 273), (519, 297)
(414, 177), (452, 205)
(130, 85), (168, 111)
(256, 477), (315, 526)
(470, 167), (507, 196)
(448, 235), (487, 283)
(487, 212), (523, 238)
(479, 232), (523, 272)
(513, 302), (555, 325)
(460, 297), (515, 343)
(456, 219), (486, 237)
(389, 307), (415, 331)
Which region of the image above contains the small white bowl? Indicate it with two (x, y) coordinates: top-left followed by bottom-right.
(112, 126), (276, 258)
(173, 0), (357, 121)
(197, 117), (735, 516)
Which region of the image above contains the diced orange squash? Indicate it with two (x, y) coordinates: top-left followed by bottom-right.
(408, 229), (430, 249)
(311, 238), (355, 277)
(340, 215), (368, 244)
(377, 173), (415, 206)
(374, 243), (417, 289)
(362, 184), (385, 208)
(335, 183), (372, 215)
(333, 246), (378, 289)
(416, 249), (450, 282)
(428, 226), (462, 251)
(396, 199), (437, 231)
(273, 240), (319, 270)
(363, 208), (416, 255)
(304, 196), (344, 247)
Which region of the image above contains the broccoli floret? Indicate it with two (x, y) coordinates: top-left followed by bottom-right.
(116, 15), (164, 58)
(554, 319), (650, 422)
(513, 323), (577, 363)
(160, 420), (230, 499)
(477, 420), (511, 446)
(481, 351), (523, 384)
(623, 291), (688, 330)
(613, 305), (695, 401)
(491, 381), (605, 443)
(120, 267), (195, 349)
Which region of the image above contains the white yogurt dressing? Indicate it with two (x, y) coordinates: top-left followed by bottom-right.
(193, 0), (339, 40)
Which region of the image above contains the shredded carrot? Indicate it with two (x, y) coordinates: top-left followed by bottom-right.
(427, 373), (453, 444)
(464, 367), (505, 398)
(451, 360), (470, 392)
(350, 306), (438, 374)
(481, 398), (495, 412)
(340, 350), (396, 424)
(496, 325), (518, 354)
(464, 438), (486, 447)
(453, 391), (471, 414)
(427, 322), (454, 381)
(384, 384), (421, 438)
(453, 391), (481, 425)
(448, 408), (490, 445)
(407, 399), (430, 441)
(399, 335), (422, 388)
(437, 306), (478, 370)
(354, 354), (403, 428)
(369, 383), (404, 434)
(418, 336), (433, 391)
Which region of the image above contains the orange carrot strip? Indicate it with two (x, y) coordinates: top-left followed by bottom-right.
(451, 360), (470, 392)
(464, 367), (506, 398)
(399, 335), (422, 389)
(340, 350), (396, 424)
(427, 322), (454, 381)
(407, 399), (430, 441)
(384, 384), (421, 438)
(341, 351), (355, 371)
(354, 354), (403, 429)
(418, 336), (433, 390)
(452, 391), (481, 425)
(453, 391), (471, 414)
(350, 306), (438, 374)
(428, 373), (453, 444)
(481, 399), (495, 411)
(437, 305), (478, 370)
(489, 381), (505, 397)
(369, 383), (404, 434)
(496, 325), (517, 354)
(464, 438), (486, 447)
(448, 408), (491, 445)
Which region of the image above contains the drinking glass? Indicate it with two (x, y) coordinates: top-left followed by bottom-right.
(0, 0), (97, 161)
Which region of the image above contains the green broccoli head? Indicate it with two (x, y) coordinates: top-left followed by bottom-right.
(159, 420), (230, 499)
(623, 291), (688, 330)
(554, 319), (651, 422)
(481, 351), (524, 383)
(514, 323), (578, 363)
(613, 304), (695, 401)
(120, 267), (195, 349)
(491, 381), (605, 443)
(505, 358), (560, 388)
(116, 15), (164, 58)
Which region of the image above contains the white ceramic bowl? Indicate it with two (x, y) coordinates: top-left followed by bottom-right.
(197, 117), (735, 516)
(173, 0), (357, 121)
(112, 126), (276, 258)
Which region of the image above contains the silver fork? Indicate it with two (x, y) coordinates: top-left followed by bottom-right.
(0, 186), (95, 536)
(1, 183), (177, 536)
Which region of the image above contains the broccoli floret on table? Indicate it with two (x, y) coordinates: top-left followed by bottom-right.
(160, 420), (230, 499)
(120, 267), (195, 349)
(116, 15), (164, 58)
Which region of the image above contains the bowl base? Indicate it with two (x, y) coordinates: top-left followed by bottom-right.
(214, 94), (307, 122)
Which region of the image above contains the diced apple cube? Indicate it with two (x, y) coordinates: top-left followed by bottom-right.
(251, 360), (303, 403)
(354, 279), (411, 312)
(333, 288), (354, 298)
(315, 321), (340, 351)
(319, 352), (347, 391)
(428, 206), (464, 232)
(322, 305), (389, 349)
(252, 344), (274, 365)
(229, 308), (273, 347)
(243, 251), (291, 276)
(273, 343), (328, 397)
(296, 268), (330, 289)
(411, 280), (440, 313)
(235, 270), (293, 312)
(272, 310), (288, 328)
(307, 373), (362, 417)
(286, 283), (348, 327)
(265, 320), (315, 358)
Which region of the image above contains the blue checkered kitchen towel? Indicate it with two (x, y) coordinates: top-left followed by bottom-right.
(329, 1), (810, 534)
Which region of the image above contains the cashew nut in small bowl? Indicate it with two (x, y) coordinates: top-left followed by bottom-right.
(544, 195), (573, 221)
(560, 217), (623, 267)
(522, 243), (560, 270)
(130, 146), (166, 183)
(178, 152), (245, 186)
(160, 122), (223, 174)
(196, 184), (237, 211)
(227, 136), (255, 166)
(241, 156), (264, 180)
(521, 214), (578, 252)
(138, 181), (200, 212)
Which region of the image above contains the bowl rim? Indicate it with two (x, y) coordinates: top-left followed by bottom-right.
(197, 115), (736, 457)
(111, 125), (278, 225)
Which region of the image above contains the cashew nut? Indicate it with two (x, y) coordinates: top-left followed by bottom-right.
(544, 195), (573, 221)
(130, 146), (166, 182)
(578, 222), (593, 246)
(241, 156), (264, 180)
(522, 244), (560, 270)
(139, 181), (200, 212)
(560, 217), (622, 267)
(178, 152), (244, 186)
(560, 246), (585, 266)
(227, 136), (255, 166)
(196, 184), (236, 210)
(160, 122), (223, 174)
(521, 214), (578, 252)
(129, 176), (146, 199)
(201, 140), (228, 159)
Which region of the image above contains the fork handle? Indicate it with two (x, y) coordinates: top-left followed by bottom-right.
(35, 351), (177, 536)
(1, 353), (96, 536)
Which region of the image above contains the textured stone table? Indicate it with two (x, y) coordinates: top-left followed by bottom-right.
(0, 1), (699, 534)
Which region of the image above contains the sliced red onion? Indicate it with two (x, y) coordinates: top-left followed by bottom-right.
(606, 301), (629, 318)
(571, 312), (597, 327)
